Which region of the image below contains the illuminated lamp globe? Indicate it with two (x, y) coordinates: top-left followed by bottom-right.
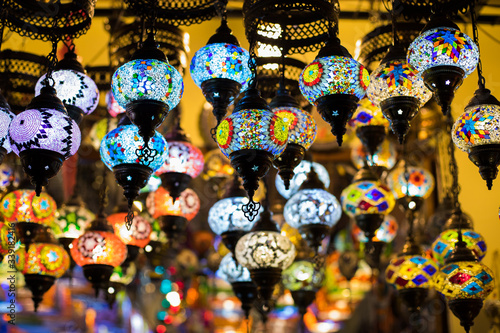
(89, 117), (118, 152)
(111, 34), (183, 145)
(434, 238), (495, 332)
(106, 90), (125, 118)
(408, 16), (479, 115)
(70, 214), (127, 296)
(106, 263), (137, 308)
(299, 35), (369, 146)
(100, 120), (168, 217)
(9, 86), (81, 196)
(190, 18), (251, 124)
(0, 93), (14, 164)
(217, 253), (256, 318)
(341, 167), (395, 240)
(271, 87), (317, 190)
(432, 210), (486, 266)
(284, 167), (341, 252)
(202, 148), (234, 184)
(15, 226), (70, 311)
(387, 164), (435, 211)
(216, 87), (288, 220)
(208, 176), (261, 257)
(0, 221), (12, 262)
(146, 187), (200, 243)
(139, 174), (162, 194)
(35, 49), (99, 124)
(276, 160), (330, 200)
(0, 189), (56, 247)
(155, 132), (204, 201)
(235, 208), (296, 306)
(349, 98), (389, 157)
(0, 163), (19, 193)
(282, 260), (323, 317)
(368, 45), (432, 143)
(351, 139), (397, 174)
(452, 88), (500, 190)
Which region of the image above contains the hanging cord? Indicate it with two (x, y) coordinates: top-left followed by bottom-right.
(247, 26), (258, 89)
(215, 0), (227, 22)
(278, 25), (288, 90)
(390, 0), (400, 46)
(470, 1), (486, 90)
(145, 0), (158, 38)
(42, 18), (60, 88)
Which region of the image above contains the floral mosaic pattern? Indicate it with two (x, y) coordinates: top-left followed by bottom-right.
(71, 230), (127, 267)
(0, 190), (56, 224)
(387, 165), (435, 199)
(108, 212), (152, 248)
(54, 205), (95, 239)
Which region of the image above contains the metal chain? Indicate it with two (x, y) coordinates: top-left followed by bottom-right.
(146, 0), (158, 37)
(390, 0), (400, 46)
(247, 29), (257, 89)
(446, 114), (461, 211)
(42, 17), (60, 88)
(470, 1), (486, 89)
(215, 0), (227, 22)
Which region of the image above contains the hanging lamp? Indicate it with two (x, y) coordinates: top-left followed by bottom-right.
(299, 25), (369, 146)
(0, 92), (14, 165)
(275, 160), (330, 200)
(407, 14), (478, 115)
(190, 2), (251, 125)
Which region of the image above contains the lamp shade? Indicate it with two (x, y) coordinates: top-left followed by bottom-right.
(217, 252), (252, 283)
(275, 161), (330, 199)
(146, 187), (200, 221)
(282, 260), (323, 292)
(108, 212), (152, 248)
(432, 229), (487, 266)
(387, 165), (435, 199)
(353, 215), (398, 243)
(386, 255), (438, 290)
(341, 181), (395, 217)
(54, 204), (95, 239)
(272, 107), (317, 150)
(348, 98), (389, 129)
(0, 189), (56, 224)
(111, 58), (183, 112)
(208, 197), (260, 235)
(190, 42), (251, 91)
(16, 242), (70, 278)
(70, 230), (127, 268)
(155, 140), (204, 178)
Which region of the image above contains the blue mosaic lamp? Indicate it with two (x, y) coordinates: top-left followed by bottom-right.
(408, 15), (479, 115)
(100, 117), (168, 227)
(190, 18), (251, 124)
(111, 34), (183, 146)
(299, 34), (369, 146)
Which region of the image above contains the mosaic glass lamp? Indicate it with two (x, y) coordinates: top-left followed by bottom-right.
(111, 34), (183, 145)
(432, 210), (486, 266)
(100, 119), (168, 221)
(106, 91), (126, 118)
(282, 259), (323, 317)
(452, 87), (500, 190)
(407, 16), (479, 115)
(35, 49), (99, 124)
(284, 167), (341, 252)
(190, 18), (251, 124)
(385, 239), (439, 313)
(216, 88), (288, 220)
(217, 253), (257, 318)
(0, 189), (56, 247)
(146, 186), (200, 243)
(341, 166), (395, 240)
(0, 164), (19, 193)
(349, 98), (390, 157)
(89, 117), (118, 152)
(0, 222), (11, 262)
(368, 45), (432, 143)
(0, 93), (14, 164)
(270, 87), (317, 189)
(9, 86), (81, 195)
(387, 164), (435, 211)
(155, 128), (204, 201)
(235, 208), (296, 305)
(434, 235), (495, 332)
(351, 139), (397, 172)
(276, 160), (330, 200)
(70, 213), (127, 296)
(208, 176), (261, 257)
(299, 35), (370, 146)
(106, 263), (136, 309)
(15, 226), (70, 311)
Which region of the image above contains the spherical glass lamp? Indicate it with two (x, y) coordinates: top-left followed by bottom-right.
(155, 139), (204, 200)
(202, 148), (234, 182)
(452, 88), (500, 190)
(387, 164), (435, 211)
(35, 50), (99, 124)
(0, 221), (12, 262)
(146, 187), (200, 242)
(216, 87), (288, 220)
(299, 36), (370, 146)
(351, 139), (397, 171)
(190, 18), (251, 124)
(111, 34), (183, 144)
(108, 212), (152, 249)
(282, 260), (323, 316)
(9, 86), (81, 195)
(271, 87), (317, 189)
(353, 215), (398, 243)
(0, 164), (19, 193)
(407, 17), (479, 115)
(341, 167), (395, 240)
(217, 252), (257, 318)
(367, 45), (432, 143)
(0, 93), (14, 164)
(89, 117), (118, 152)
(284, 168), (342, 252)
(70, 214), (127, 296)
(15, 226), (70, 311)
(106, 90), (126, 118)
(0, 189), (57, 246)
(276, 160), (330, 199)
(100, 121), (168, 214)
(236, 209), (296, 305)
(434, 239), (495, 332)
